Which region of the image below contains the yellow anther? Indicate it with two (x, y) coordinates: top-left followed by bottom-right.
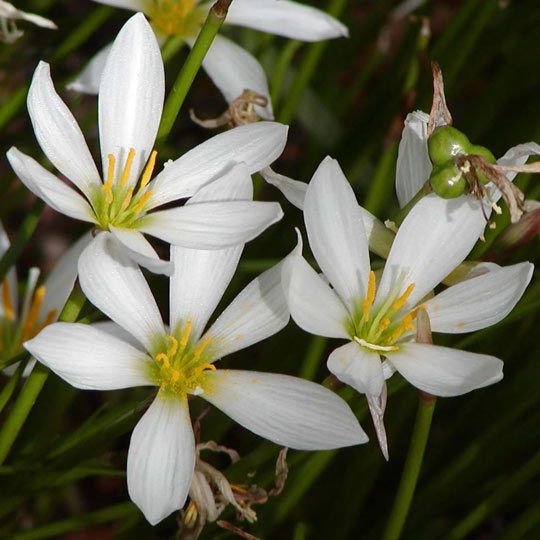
(139, 150), (157, 191)
(362, 271), (376, 323)
(171, 369), (181, 382)
(166, 335), (178, 356)
(119, 186), (134, 213)
(231, 483), (248, 494)
(180, 320), (193, 348)
(392, 283), (415, 311)
(21, 285), (46, 343)
(378, 317), (391, 332)
(2, 278), (14, 321)
(101, 154), (116, 205)
(120, 148), (135, 187)
(183, 500), (198, 528)
(132, 190), (153, 215)
(192, 362), (216, 377)
(193, 335), (212, 358)
(156, 353), (171, 368)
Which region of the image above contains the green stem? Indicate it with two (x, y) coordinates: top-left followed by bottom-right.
(156, 0), (232, 147)
(270, 39), (301, 108)
(0, 199), (44, 283)
(382, 392), (437, 540)
(0, 360), (27, 415)
(0, 288), (86, 466)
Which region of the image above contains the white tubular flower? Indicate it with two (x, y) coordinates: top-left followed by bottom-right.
(25, 172), (367, 525)
(68, 1), (348, 119)
(0, 220), (91, 373)
(0, 1), (56, 43)
(395, 110), (540, 208)
(7, 13), (286, 275)
(283, 156), (533, 455)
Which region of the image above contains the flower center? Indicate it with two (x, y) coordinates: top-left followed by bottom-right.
(153, 321), (215, 397)
(92, 148), (156, 230)
(146, 0), (206, 38)
(352, 271), (425, 352)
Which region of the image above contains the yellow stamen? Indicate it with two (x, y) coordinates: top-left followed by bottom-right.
(362, 271), (376, 323)
(180, 320), (193, 348)
(139, 150), (157, 191)
(120, 148), (135, 187)
(378, 317), (391, 332)
(167, 335), (178, 356)
(101, 154), (115, 204)
(156, 353), (171, 368)
(385, 311), (417, 344)
(21, 285), (46, 342)
(133, 190), (153, 215)
(193, 335), (212, 358)
(231, 484), (248, 494)
(119, 186), (134, 213)
(392, 283), (415, 311)
(2, 278), (14, 320)
(171, 369), (181, 382)
(183, 500), (198, 528)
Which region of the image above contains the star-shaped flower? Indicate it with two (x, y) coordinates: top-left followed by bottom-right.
(25, 169), (367, 524)
(7, 14), (287, 275)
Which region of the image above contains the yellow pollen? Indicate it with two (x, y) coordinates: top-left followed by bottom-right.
(119, 186), (134, 213)
(193, 335), (212, 358)
(156, 352), (171, 368)
(139, 150), (157, 191)
(21, 285), (46, 343)
(2, 278), (14, 320)
(133, 190), (153, 215)
(180, 320), (192, 348)
(120, 148), (135, 188)
(378, 317), (391, 332)
(167, 335), (178, 356)
(101, 154), (115, 204)
(362, 271), (376, 323)
(392, 283), (415, 311)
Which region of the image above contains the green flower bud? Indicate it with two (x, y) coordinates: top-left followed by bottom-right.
(428, 126), (471, 165)
(429, 161), (467, 198)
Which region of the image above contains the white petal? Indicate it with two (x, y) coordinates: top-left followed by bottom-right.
(260, 166), (307, 209)
(90, 320), (143, 349)
(109, 226), (173, 276)
(40, 232), (93, 318)
(304, 156), (370, 311)
(395, 110), (431, 208)
(226, 0), (348, 40)
(99, 13), (164, 186)
(282, 253), (351, 339)
(376, 194), (486, 311)
(127, 394), (195, 525)
(497, 142), (540, 182)
(78, 233), (165, 353)
(67, 43), (112, 95)
(12, 8), (57, 29)
(201, 370), (368, 449)
(24, 322), (153, 390)
(138, 200), (283, 249)
(388, 342), (503, 396)
(327, 342), (385, 396)
(6, 147), (97, 223)
(148, 122), (287, 208)
(169, 163), (253, 339)
(204, 255), (290, 361)
(359, 206), (394, 259)
(28, 62), (101, 197)
(190, 34), (273, 119)
(424, 262), (533, 333)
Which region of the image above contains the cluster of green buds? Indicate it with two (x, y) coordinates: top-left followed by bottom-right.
(427, 126), (496, 198)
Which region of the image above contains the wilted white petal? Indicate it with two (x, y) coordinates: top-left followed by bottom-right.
(7, 147), (97, 223)
(138, 200), (282, 249)
(78, 233), (165, 353)
(424, 262), (533, 333)
(497, 142), (540, 182)
(395, 110), (431, 208)
(201, 370), (368, 449)
(28, 62), (101, 197)
(67, 43), (112, 95)
(24, 322), (154, 389)
(327, 341), (385, 396)
(127, 394), (195, 525)
(149, 122), (286, 208)
(387, 342), (503, 396)
(99, 13), (164, 186)
(226, 0), (348, 40)
(260, 166), (307, 209)
(282, 253), (350, 339)
(304, 156), (370, 311)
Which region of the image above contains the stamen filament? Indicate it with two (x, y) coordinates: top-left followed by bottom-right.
(180, 321), (192, 348)
(156, 353), (171, 368)
(101, 154), (115, 205)
(132, 190), (153, 215)
(139, 150), (157, 191)
(362, 271), (376, 323)
(167, 335), (178, 356)
(119, 187), (134, 213)
(120, 148), (135, 187)
(392, 283), (415, 311)
(193, 335), (212, 358)
(2, 278), (14, 320)
(21, 285), (46, 342)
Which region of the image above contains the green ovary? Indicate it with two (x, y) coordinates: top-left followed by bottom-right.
(146, 0), (206, 38)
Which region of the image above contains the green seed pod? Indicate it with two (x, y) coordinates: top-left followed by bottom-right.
(429, 161), (467, 198)
(428, 126), (471, 165)
(468, 144), (496, 185)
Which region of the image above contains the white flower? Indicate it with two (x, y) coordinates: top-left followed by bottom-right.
(25, 171), (367, 525)
(0, 1), (56, 43)
(0, 220), (91, 373)
(395, 110), (540, 209)
(7, 13), (287, 275)
(68, 1), (348, 119)
(283, 156), (533, 455)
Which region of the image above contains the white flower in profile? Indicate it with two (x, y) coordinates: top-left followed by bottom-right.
(25, 170), (367, 525)
(283, 156), (533, 458)
(0, 220), (91, 373)
(7, 13), (287, 275)
(0, 1), (56, 43)
(68, 0), (348, 118)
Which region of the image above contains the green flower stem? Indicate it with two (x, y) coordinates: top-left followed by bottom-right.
(0, 350), (28, 373)
(382, 391), (437, 540)
(156, 0), (232, 148)
(270, 39), (301, 108)
(0, 198), (44, 283)
(0, 360), (27, 415)
(277, 0), (348, 125)
(0, 287), (86, 466)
